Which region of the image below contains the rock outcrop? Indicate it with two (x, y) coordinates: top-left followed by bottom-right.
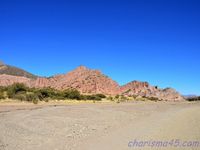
(120, 81), (184, 101)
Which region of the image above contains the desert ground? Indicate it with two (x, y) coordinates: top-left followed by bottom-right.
(0, 101), (200, 150)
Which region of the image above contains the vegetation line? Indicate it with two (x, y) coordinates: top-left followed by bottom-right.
(0, 83), (106, 104)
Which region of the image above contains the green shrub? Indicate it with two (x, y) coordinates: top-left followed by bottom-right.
(12, 92), (39, 102)
(0, 86), (7, 92)
(107, 96), (114, 101)
(132, 95), (137, 99)
(35, 88), (56, 100)
(95, 94), (106, 99)
(0, 92), (5, 99)
(83, 95), (102, 101)
(44, 98), (49, 102)
(13, 93), (26, 101)
(116, 99), (120, 103)
(148, 97), (159, 101)
(115, 95), (120, 99)
(25, 93), (38, 102)
(120, 95), (128, 102)
(0, 84), (108, 102)
(62, 89), (81, 100)
(32, 99), (38, 104)
(7, 83), (28, 98)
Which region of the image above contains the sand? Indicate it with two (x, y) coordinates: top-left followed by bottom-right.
(0, 101), (200, 150)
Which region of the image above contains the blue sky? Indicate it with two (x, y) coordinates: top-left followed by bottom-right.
(0, 0), (200, 95)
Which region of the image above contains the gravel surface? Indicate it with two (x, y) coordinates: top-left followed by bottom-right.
(0, 101), (200, 150)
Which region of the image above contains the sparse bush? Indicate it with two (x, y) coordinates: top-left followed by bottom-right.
(113, 95), (129, 102)
(135, 96), (146, 101)
(83, 95), (102, 101)
(0, 92), (5, 99)
(35, 87), (56, 100)
(148, 97), (159, 101)
(120, 95), (128, 102)
(93, 95), (103, 101)
(0, 84), (107, 102)
(95, 94), (106, 99)
(25, 93), (38, 102)
(132, 95), (137, 99)
(32, 99), (38, 104)
(62, 89), (81, 100)
(7, 83), (28, 98)
(13, 93), (26, 101)
(115, 95), (120, 99)
(116, 99), (120, 103)
(44, 98), (49, 102)
(107, 96), (114, 101)
(0, 86), (7, 92)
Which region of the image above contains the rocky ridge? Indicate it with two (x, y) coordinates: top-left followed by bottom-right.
(0, 64), (184, 101)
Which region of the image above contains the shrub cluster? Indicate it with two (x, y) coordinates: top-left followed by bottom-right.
(113, 95), (129, 102)
(0, 92), (5, 99)
(0, 86), (6, 99)
(0, 83), (107, 103)
(147, 97), (160, 101)
(140, 96), (160, 101)
(81, 94), (105, 101)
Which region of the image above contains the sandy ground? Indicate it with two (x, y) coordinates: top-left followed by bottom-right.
(0, 101), (200, 150)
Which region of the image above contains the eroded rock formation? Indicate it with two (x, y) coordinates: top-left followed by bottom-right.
(120, 81), (184, 101)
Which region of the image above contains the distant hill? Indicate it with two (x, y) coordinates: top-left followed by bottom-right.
(183, 95), (198, 98)
(0, 62), (37, 79)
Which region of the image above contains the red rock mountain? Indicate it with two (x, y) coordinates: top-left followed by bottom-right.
(120, 81), (183, 101)
(0, 64), (184, 101)
(28, 66), (120, 95)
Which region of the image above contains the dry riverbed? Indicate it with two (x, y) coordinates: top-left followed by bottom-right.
(0, 101), (200, 150)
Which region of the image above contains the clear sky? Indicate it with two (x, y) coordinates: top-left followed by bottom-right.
(0, 0), (200, 95)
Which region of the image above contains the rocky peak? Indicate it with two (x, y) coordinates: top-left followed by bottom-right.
(74, 65), (89, 71)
